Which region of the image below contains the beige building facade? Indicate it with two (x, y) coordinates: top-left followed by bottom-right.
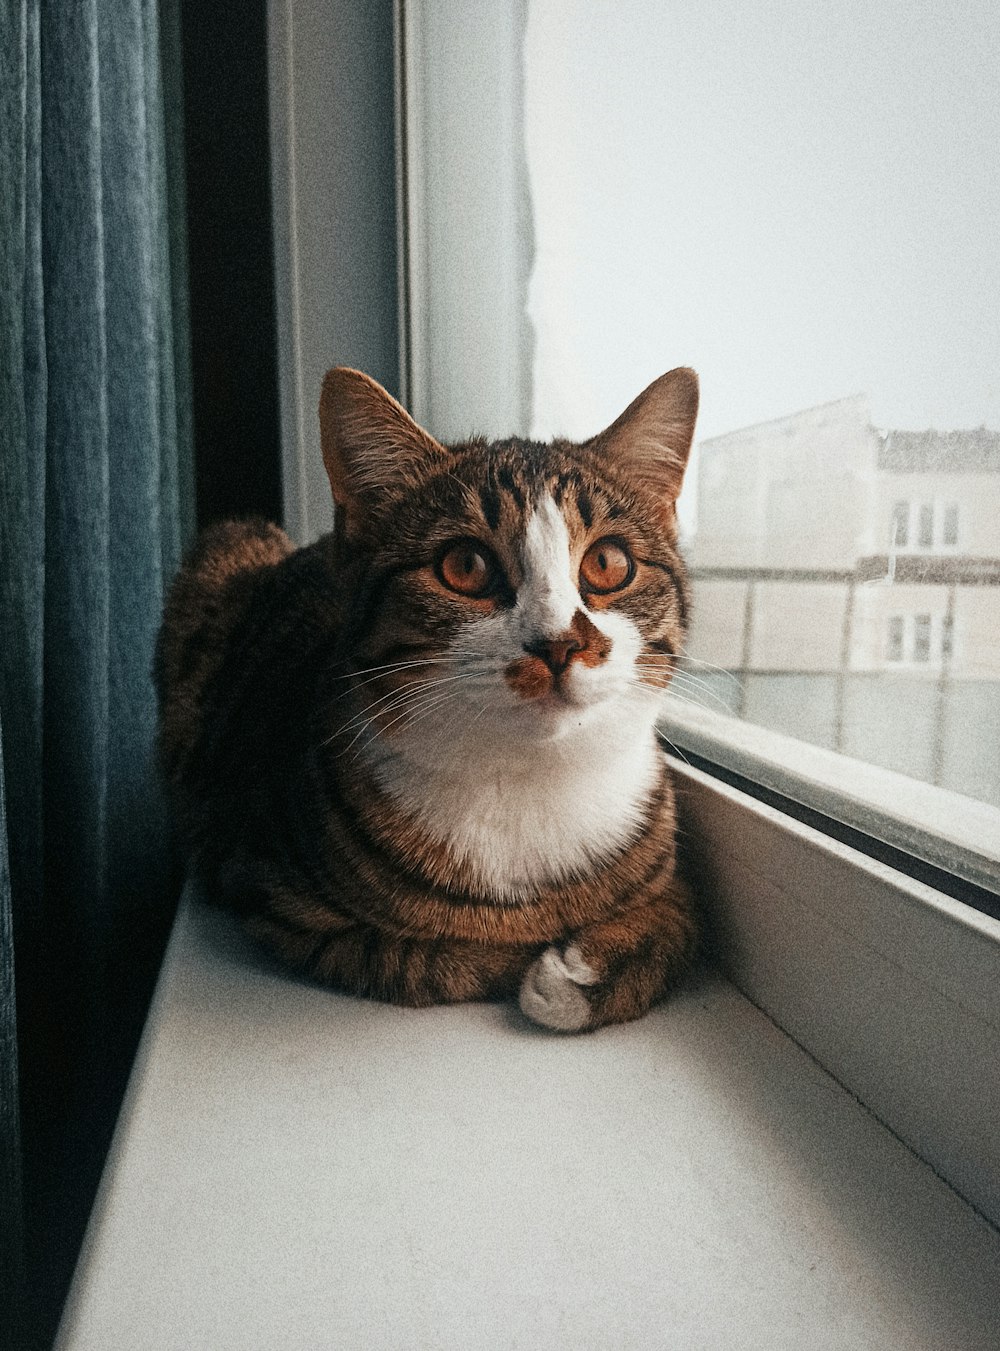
(684, 398), (1000, 805)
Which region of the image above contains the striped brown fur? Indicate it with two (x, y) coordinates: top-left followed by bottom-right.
(155, 366), (701, 1031)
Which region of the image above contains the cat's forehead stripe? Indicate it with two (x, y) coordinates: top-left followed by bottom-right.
(551, 470), (593, 531)
(477, 481), (502, 532)
(523, 494), (572, 570)
(520, 495), (581, 633)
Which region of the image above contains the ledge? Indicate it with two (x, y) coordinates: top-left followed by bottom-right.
(660, 698), (1000, 897)
(56, 885), (1000, 1349)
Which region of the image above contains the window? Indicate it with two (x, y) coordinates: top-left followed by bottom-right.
(891, 501), (908, 549)
(913, 614), (932, 662)
(891, 502), (962, 554)
(884, 613), (954, 667)
(268, 4), (1000, 1282)
(513, 5), (1000, 816)
(886, 616), (904, 663)
(389, 0), (1000, 820)
(943, 503), (959, 548)
(291, 0), (1000, 854)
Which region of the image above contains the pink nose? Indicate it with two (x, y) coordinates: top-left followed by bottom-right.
(523, 635), (583, 676)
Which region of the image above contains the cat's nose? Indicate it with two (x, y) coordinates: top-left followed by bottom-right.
(523, 635), (583, 676)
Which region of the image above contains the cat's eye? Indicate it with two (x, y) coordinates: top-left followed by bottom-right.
(436, 540), (498, 598)
(579, 538), (634, 594)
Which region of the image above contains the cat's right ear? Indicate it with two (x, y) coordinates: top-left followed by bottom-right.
(319, 368), (446, 530)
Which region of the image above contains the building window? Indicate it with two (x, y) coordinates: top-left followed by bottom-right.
(891, 501), (909, 548)
(894, 502), (961, 553)
(887, 615), (905, 662)
(885, 613), (952, 665)
(913, 614), (932, 662)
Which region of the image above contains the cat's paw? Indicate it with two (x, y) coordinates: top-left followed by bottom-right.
(518, 944), (598, 1032)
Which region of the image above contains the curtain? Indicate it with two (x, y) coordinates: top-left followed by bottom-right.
(0, 0), (193, 1344)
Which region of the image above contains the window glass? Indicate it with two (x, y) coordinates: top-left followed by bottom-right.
(913, 615), (932, 663)
(886, 616), (904, 664)
(943, 504), (959, 548)
(891, 502), (909, 549)
(523, 0), (1000, 811)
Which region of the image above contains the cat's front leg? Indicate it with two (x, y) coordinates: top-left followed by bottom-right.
(518, 876), (698, 1032)
(247, 909), (531, 1008)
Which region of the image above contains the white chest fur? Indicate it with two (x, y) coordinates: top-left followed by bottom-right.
(368, 711), (662, 900)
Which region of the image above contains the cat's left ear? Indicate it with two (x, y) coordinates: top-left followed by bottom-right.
(319, 367), (446, 529)
(593, 367), (699, 507)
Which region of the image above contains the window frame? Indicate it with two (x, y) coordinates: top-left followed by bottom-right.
(268, 0), (1000, 1230)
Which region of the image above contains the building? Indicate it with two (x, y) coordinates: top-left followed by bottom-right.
(684, 396), (1000, 806)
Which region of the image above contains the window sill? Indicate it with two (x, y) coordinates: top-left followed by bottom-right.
(660, 698), (1000, 899)
(56, 823), (1000, 1349)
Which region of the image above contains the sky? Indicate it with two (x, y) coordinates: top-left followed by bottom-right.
(524, 0), (1000, 473)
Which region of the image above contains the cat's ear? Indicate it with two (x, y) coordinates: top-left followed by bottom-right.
(593, 367), (699, 506)
(319, 368), (446, 527)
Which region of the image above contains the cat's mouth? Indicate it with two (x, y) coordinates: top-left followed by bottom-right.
(516, 672), (600, 716)
(503, 653), (592, 707)
(531, 684), (574, 709)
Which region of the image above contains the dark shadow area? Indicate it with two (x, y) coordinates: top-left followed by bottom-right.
(182, 0), (283, 529)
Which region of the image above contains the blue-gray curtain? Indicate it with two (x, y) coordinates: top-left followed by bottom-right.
(0, 0), (193, 1343)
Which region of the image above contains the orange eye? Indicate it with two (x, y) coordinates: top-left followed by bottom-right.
(436, 540), (497, 598)
(580, 538), (634, 594)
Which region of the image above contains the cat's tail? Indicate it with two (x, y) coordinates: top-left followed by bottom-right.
(154, 518), (294, 791)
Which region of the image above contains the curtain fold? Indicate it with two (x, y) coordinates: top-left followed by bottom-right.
(0, 0), (192, 1344)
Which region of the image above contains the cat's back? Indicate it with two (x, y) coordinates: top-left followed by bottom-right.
(155, 518), (338, 848)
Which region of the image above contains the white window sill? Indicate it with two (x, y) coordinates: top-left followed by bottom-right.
(56, 771), (1000, 1350)
(660, 698), (1000, 893)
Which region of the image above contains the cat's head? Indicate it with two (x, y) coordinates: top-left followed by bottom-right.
(318, 367), (697, 757)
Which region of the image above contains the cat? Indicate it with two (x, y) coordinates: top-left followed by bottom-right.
(155, 365), (701, 1032)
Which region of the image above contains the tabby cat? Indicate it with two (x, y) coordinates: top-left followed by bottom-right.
(155, 365), (700, 1031)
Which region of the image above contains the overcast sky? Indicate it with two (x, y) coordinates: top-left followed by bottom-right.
(525, 0), (1000, 467)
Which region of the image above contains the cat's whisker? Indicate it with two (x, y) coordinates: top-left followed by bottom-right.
(677, 652), (743, 693)
(332, 671), (490, 755)
(341, 690), (464, 761)
(664, 671), (741, 715)
(335, 651), (498, 682)
(326, 678), (461, 746)
(333, 659), (442, 691)
(330, 659), (497, 708)
(334, 658), (439, 680)
(326, 680), (439, 742)
(656, 732), (695, 770)
(625, 668), (734, 717)
(659, 656), (740, 691)
(659, 685), (736, 718)
(326, 667), (498, 744)
(383, 686), (509, 759)
(326, 664), (446, 710)
(384, 690), (466, 738)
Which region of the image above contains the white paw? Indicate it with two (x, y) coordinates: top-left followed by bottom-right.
(519, 944), (597, 1032)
